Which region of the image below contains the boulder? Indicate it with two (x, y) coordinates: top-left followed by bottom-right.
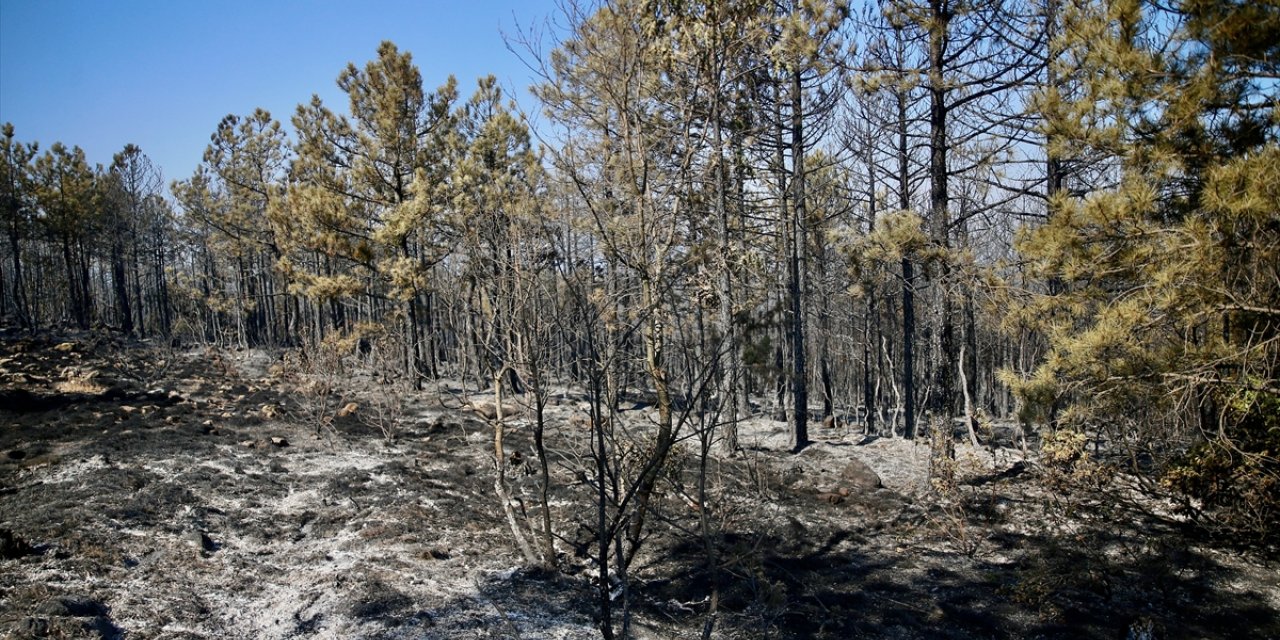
(0, 527), (36, 559)
(840, 459), (883, 491)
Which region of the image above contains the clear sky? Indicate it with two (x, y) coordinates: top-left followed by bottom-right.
(0, 0), (557, 185)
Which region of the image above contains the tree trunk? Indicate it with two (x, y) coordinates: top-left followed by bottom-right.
(789, 70), (809, 452)
(111, 239), (133, 335)
(492, 371), (539, 566)
(8, 223), (31, 329)
(960, 342), (980, 449)
(864, 154), (879, 435)
(625, 279), (675, 567)
(62, 234), (87, 329)
(131, 226), (146, 338)
(715, 100), (740, 454)
(897, 83), (917, 440)
(928, 0), (955, 422)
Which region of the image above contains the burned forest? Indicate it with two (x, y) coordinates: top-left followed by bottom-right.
(1, 0), (1277, 638)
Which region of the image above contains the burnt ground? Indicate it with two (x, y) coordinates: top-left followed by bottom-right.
(0, 334), (1276, 639)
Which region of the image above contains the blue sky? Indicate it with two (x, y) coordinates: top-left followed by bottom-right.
(0, 0), (557, 184)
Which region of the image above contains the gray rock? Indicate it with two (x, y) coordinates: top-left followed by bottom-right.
(188, 531), (217, 553)
(840, 459), (883, 491)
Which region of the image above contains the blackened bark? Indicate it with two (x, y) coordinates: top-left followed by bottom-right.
(789, 70), (809, 452)
(897, 81), (917, 440)
(111, 240), (133, 335)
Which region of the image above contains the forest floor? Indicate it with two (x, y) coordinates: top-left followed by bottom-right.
(0, 333), (1277, 639)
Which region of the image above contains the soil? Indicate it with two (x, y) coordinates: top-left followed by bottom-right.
(1, 333), (1277, 639)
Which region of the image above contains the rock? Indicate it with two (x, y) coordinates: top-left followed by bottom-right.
(999, 460), (1028, 479)
(120, 405), (138, 415)
(269, 436), (289, 447)
(188, 531), (217, 553)
(840, 459), (883, 491)
(36, 596), (107, 618)
(462, 401), (522, 422)
(0, 527), (36, 559)
(54, 342), (76, 352)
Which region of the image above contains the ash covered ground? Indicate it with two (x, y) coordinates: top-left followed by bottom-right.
(1, 334), (1276, 639)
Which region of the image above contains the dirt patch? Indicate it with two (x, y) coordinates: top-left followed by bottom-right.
(1, 336), (1276, 638)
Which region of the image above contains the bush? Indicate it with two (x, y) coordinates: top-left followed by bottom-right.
(1164, 388), (1280, 548)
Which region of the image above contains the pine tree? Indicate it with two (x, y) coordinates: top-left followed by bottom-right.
(105, 144), (162, 337)
(1, 124), (38, 329)
(1018, 0), (1279, 540)
(32, 143), (98, 329)
(758, 0), (849, 452)
(289, 42), (459, 384)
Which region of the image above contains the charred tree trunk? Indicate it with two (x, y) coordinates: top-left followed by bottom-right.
(8, 222), (31, 329)
(111, 239), (133, 335)
(789, 70), (810, 452)
(897, 84), (917, 440)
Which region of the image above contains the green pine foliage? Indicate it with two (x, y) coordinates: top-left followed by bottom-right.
(1015, 0), (1279, 541)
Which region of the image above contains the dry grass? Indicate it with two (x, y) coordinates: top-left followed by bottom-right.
(53, 378), (106, 395)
